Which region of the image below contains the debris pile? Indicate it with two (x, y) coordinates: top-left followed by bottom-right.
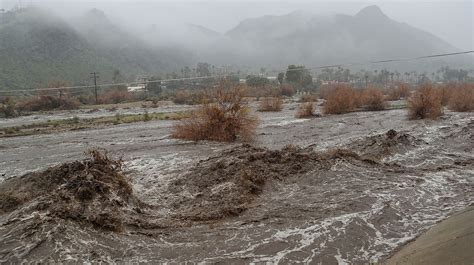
(348, 129), (426, 158)
(0, 149), (141, 231)
(168, 144), (377, 221)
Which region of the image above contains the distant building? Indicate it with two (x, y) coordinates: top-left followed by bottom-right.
(127, 84), (146, 92)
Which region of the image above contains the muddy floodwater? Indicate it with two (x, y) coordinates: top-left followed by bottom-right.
(0, 102), (473, 264)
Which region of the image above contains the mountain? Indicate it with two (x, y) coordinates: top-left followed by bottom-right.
(138, 21), (221, 56)
(0, 5), (471, 89)
(203, 5), (469, 69)
(186, 24), (221, 39)
(0, 8), (190, 89)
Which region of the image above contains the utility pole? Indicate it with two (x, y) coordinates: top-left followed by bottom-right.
(143, 77), (148, 99)
(91, 72), (99, 104)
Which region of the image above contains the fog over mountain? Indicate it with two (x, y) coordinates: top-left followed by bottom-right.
(203, 5), (460, 67)
(0, 1), (472, 88)
(0, 7), (190, 88)
(5, 0), (469, 50)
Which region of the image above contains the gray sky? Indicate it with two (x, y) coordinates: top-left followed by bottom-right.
(2, 0), (473, 50)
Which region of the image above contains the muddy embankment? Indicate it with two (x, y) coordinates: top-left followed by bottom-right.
(386, 205), (474, 265)
(0, 115), (473, 263)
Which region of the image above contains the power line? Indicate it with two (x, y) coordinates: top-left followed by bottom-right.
(289, 50), (474, 72)
(0, 50), (472, 94)
(0, 74), (231, 94)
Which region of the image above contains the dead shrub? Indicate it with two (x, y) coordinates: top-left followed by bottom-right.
(398, 83), (412, 98)
(172, 82), (259, 142)
(259, 97), (283, 112)
(361, 87), (387, 111)
(0, 97), (17, 118)
(354, 90), (364, 108)
(17, 95), (80, 112)
(98, 90), (132, 104)
(388, 82), (411, 100)
(241, 84), (266, 99)
(323, 84), (358, 114)
(408, 84), (443, 119)
(299, 93), (318, 102)
(436, 82), (455, 106)
(173, 90), (207, 105)
(319, 85), (333, 100)
(241, 85), (256, 97)
(295, 102), (316, 118)
(448, 83), (474, 112)
(150, 98), (159, 107)
(280, 84), (296, 97)
(173, 90), (189, 104)
(246, 85), (281, 100)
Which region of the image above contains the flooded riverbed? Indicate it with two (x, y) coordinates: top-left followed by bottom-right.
(0, 103), (472, 263)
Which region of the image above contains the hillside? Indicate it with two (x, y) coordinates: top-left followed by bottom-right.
(204, 6), (469, 68)
(0, 8), (189, 89)
(0, 5), (471, 89)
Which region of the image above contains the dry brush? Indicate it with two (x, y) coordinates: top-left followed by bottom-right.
(172, 82), (259, 142)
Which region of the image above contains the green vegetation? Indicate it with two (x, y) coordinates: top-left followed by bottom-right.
(246, 75), (270, 88)
(0, 8), (185, 89)
(285, 65), (313, 90)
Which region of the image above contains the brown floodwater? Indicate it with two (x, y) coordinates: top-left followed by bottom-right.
(0, 102), (472, 263)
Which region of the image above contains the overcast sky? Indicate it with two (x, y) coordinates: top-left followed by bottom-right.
(2, 0), (473, 50)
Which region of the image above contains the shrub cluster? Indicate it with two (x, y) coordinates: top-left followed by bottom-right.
(172, 90), (207, 105)
(259, 97), (283, 112)
(448, 83), (474, 112)
(319, 85), (334, 100)
(17, 95), (80, 112)
(280, 84), (296, 97)
(173, 90), (190, 104)
(299, 93), (318, 102)
(323, 85), (390, 114)
(387, 82), (411, 100)
(295, 102), (316, 118)
(408, 84), (442, 119)
(361, 87), (387, 111)
(437, 83), (453, 106)
(172, 83), (259, 142)
(0, 97), (17, 118)
(98, 90), (132, 104)
(323, 85), (360, 114)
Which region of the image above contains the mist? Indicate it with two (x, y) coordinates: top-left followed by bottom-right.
(0, 0), (472, 87)
(2, 0), (472, 51)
